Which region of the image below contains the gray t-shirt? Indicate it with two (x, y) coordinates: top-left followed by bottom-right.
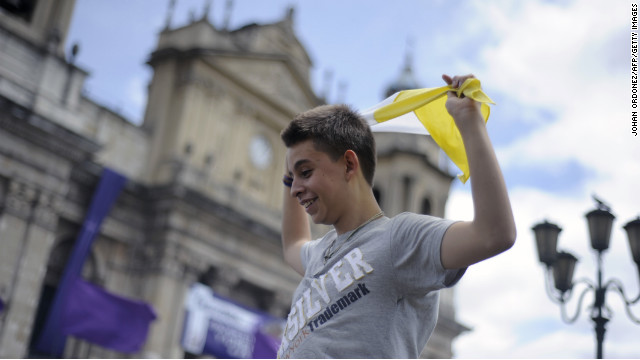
(277, 212), (466, 359)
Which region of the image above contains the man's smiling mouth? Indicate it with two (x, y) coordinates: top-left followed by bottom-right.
(301, 198), (317, 209)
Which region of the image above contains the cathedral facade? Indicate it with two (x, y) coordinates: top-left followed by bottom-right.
(0, 0), (467, 358)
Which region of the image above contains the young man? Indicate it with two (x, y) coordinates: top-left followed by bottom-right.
(277, 74), (516, 358)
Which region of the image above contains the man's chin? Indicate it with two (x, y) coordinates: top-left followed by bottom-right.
(310, 214), (330, 226)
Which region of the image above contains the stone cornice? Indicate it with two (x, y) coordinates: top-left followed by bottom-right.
(147, 47), (322, 113)
(145, 182), (281, 245)
(0, 96), (100, 163)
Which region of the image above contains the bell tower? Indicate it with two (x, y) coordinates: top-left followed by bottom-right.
(141, 5), (321, 230)
(373, 42), (452, 219)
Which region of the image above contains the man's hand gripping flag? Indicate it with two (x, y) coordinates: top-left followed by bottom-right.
(360, 78), (495, 183)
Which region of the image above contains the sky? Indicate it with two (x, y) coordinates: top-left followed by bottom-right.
(66, 0), (640, 358)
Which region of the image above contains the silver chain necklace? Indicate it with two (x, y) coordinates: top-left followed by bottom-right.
(323, 211), (385, 264)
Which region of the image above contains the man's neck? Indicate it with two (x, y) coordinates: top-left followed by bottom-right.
(333, 195), (382, 236)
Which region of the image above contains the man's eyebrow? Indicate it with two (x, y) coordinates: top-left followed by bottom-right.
(291, 159), (311, 174)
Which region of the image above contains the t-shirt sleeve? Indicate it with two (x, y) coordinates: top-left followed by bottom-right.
(300, 238), (324, 272)
(391, 213), (466, 296)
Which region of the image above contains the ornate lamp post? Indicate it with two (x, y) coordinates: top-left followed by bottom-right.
(531, 198), (640, 359)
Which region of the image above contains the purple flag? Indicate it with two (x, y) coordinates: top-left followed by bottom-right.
(61, 277), (157, 353)
(0, 296), (4, 314)
(36, 168), (127, 356)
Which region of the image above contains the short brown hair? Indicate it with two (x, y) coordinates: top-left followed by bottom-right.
(281, 104), (376, 186)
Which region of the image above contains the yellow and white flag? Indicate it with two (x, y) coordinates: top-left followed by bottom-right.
(360, 78), (495, 183)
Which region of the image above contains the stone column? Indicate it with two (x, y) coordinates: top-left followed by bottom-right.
(141, 239), (202, 358)
(0, 181), (33, 356)
(0, 181), (60, 357)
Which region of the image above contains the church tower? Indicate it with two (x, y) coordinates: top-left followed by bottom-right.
(141, 4), (324, 233)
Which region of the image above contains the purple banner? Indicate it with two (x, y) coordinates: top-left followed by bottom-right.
(252, 322), (283, 359)
(36, 168), (127, 356)
(60, 277), (156, 353)
(181, 283), (283, 359)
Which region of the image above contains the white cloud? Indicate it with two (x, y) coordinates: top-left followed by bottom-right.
(126, 75), (149, 124)
(476, 0), (627, 107)
(507, 330), (594, 358)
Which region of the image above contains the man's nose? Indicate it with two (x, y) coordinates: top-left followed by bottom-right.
(290, 177), (303, 198)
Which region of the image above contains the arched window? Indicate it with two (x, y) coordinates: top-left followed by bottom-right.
(0, 0), (37, 22)
(402, 176), (413, 211)
(421, 197), (432, 215)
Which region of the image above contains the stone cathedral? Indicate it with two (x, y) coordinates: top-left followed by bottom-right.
(0, 0), (468, 358)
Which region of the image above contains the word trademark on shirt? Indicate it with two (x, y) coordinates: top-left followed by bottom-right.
(306, 282), (371, 332)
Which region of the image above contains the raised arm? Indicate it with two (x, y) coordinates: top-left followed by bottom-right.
(281, 174), (311, 276)
(440, 74), (517, 270)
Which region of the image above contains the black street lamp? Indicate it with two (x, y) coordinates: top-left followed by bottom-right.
(532, 198), (640, 359)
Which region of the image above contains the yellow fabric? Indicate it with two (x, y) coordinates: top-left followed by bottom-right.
(373, 78), (494, 183)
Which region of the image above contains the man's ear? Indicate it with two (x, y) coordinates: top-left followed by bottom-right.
(343, 150), (360, 180)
